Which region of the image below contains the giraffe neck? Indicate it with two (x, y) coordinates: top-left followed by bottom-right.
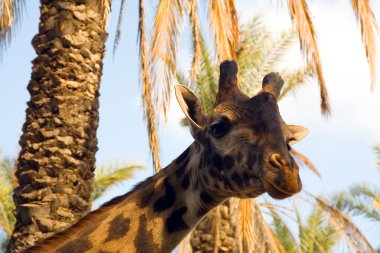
(29, 143), (224, 253)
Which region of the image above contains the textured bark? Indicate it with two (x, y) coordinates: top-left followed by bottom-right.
(186, 199), (286, 253)
(189, 199), (239, 253)
(7, 1), (108, 252)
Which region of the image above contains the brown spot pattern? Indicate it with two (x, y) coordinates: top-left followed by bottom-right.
(134, 215), (160, 252)
(166, 207), (190, 233)
(103, 214), (131, 242)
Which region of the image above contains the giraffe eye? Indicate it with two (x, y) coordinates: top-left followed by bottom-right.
(210, 120), (230, 138)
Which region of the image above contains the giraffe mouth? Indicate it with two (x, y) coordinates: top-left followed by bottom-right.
(261, 178), (293, 200)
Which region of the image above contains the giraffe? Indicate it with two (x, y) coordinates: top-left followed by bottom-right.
(27, 60), (308, 253)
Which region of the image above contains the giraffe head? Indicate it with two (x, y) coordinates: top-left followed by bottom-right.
(175, 60), (308, 200)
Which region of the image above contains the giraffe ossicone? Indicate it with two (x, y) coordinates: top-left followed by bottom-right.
(28, 60), (308, 253)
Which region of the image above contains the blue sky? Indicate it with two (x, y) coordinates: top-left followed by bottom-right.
(0, 0), (380, 249)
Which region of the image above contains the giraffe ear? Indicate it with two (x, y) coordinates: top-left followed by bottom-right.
(288, 125), (309, 145)
(175, 85), (207, 130)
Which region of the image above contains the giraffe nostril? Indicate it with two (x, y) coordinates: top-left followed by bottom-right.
(269, 153), (283, 169)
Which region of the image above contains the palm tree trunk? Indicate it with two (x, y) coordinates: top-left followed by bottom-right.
(7, 1), (109, 252)
(189, 199), (239, 253)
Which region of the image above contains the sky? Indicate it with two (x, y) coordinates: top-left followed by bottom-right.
(0, 0), (379, 250)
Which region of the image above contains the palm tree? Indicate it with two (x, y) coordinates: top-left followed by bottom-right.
(0, 154), (142, 251)
(1, 1), (111, 251)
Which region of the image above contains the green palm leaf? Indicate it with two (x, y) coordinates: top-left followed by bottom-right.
(267, 203), (301, 253)
(92, 164), (143, 200)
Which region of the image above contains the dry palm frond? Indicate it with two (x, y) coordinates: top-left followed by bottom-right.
(177, 234), (192, 253)
(208, 0), (238, 61)
(260, 203), (298, 223)
(93, 163), (143, 199)
(315, 196), (376, 253)
(139, 0), (161, 172)
(287, 0), (330, 115)
(235, 199), (285, 253)
(224, 0), (239, 54)
(150, 0), (186, 120)
(212, 206), (221, 253)
(291, 149), (321, 178)
(0, 0), (24, 59)
(235, 199), (255, 253)
(350, 0), (379, 90)
(188, 0), (202, 82)
(98, 0), (111, 29)
(112, 0), (128, 56)
(268, 228), (287, 253)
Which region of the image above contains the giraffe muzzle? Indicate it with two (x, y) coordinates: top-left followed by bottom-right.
(261, 153), (302, 199)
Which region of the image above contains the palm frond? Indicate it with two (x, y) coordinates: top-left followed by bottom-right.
(302, 206), (338, 252)
(176, 71), (189, 87)
(0, 201), (12, 236)
(92, 164), (143, 200)
(188, 0), (202, 82)
(0, 0), (24, 59)
(287, 0), (330, 115)
(291, 149), (321, 178)
(350, 0), (379, 90)
(99, 0), (111, 29)
(235, 199), (285, 253)
(235, 199), (255, 252)
(150, 0), (186, 120)
(224, 0), (239, 55)
(207, 0), (238, 61)
(279, 67), (316, 100)
(192, 39), (218, 113)
(212, 206), (221, 252)
(112, 0), (128, 56)
(237, 16), (269, 93)
(296, 206), (329, 253)
(268, 203), (301, 253)
(247, 29), (298, 96)
(239, 28), (298, 97)
(375, 144), (380, 169)
(177, 234), (192, 253)
(181, 39), (217, 114)
(331, 185), (380, 222)
(316, 196), (376, 253)
(0, 156), (16, 238)
(139, 0), (161, 172)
